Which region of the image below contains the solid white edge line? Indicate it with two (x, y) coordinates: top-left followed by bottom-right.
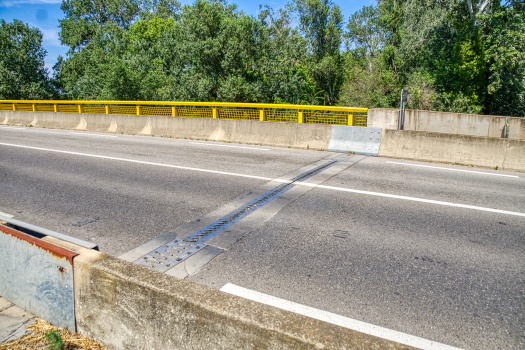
(0, 211), (14, 218)
(0, 142), (272, 181)
(68, 132), (118, 137)
(387, 161), (519, 178)
(190, 142), (270, 151)
(314, 184), (525, 217)
(220, 283), (463, 350)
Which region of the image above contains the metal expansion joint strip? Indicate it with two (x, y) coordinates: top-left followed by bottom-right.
(134, 160), (338, 272)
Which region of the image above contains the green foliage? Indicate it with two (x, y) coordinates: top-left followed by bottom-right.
(0, 19), (54, 99)
(294, 0), (344, 105)
(44, 330), (64, 350)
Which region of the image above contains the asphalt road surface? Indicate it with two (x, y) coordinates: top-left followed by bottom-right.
(1, 125), (523, 350)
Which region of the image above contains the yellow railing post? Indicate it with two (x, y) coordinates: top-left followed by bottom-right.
(172, 106), (178, 117)
(32, 104), (36, 112)
(78, 104), (83, 114)
(53, 104), (58, 112)
(259, 109), (266, 121)
(136, 105), (141, 115)
(12, 103), (16, 111)
(105, 104), (109, 114)
(298, 110), (304, 123)
(213, 107), (218, 119)
(347, 114), (354, 126)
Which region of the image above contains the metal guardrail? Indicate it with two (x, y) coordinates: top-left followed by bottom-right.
(0, 214), (98, 250)
(0, 100), (368, 126)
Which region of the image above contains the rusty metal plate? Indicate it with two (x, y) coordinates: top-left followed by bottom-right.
(0, 225), (78, 331)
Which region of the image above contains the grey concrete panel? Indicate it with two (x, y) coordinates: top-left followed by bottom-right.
(0, 228), (76, 331)
(328, 125), (382, 156)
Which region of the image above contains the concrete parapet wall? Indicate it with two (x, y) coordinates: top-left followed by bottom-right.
(379, 129), (525, 172)
(368, 108), (525, 140)
(0, 111), (331, 150)
(39, 236), (415, 350)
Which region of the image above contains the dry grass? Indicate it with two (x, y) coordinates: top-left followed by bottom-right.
(0, 318), (107, 350)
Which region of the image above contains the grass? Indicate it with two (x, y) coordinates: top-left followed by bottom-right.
(0, 318), (107, 350)
(44, 330), (63, 350)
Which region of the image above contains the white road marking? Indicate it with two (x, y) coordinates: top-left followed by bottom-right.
(0, 211), (14, 218)
(387, 161), (519, 178)
(0, 142), (272, 181)
(221, 283), (463, 350)
(69, 132), (118, 138)
(314, 184), (525, 217)
(190, 142), (270, 151)
(1, 141), (523, 217)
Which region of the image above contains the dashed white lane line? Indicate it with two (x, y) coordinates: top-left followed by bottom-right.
(220, 283), (463, 350)
(387, 161), (519, 178)
(190, 142), (270, 151)
(1, 141), (523, 218)
(0, 142), (272, 181)
(69, 132), (118, 138)
(0, 211), (14, 218)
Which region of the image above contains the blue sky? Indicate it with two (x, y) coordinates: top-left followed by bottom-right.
(0, 0), (373, 73)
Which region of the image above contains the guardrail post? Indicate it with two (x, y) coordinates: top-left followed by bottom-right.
(213, 107), (218, 119)
(298, 110), (304, 123)
(259, 109), (266, 121)
(53, 104), (58, 112)
(105, 104), (109, 114)
(32, 104), (36, 112)
(172, 106), (178, 117)
(78, 104), (83, 114)
(347, 114), (354, 126)
(136, 105), (141, 115)
(12, 103), (17, 111)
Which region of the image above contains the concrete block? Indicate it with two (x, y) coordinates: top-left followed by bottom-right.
(509, 117), (525, 140)
(503, 139), (525, 172)
(378, 130), (522, 170)
(367, 108), (520, 140)
(328, 125), (382, 156)
(367, 108), (398, 129)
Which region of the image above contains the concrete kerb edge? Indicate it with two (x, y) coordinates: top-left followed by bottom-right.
(38, 236), (416, 350)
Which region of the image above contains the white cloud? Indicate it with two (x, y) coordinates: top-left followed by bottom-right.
(39, 27), (62, 47)
(0, 0), (61, 7)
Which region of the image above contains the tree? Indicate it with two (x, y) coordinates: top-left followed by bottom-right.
(59, 0), (180, 52)
(0, 19), (54, 99)
(294, 0), (344, 105)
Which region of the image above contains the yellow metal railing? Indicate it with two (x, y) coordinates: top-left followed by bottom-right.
(0, 100), (368, 126)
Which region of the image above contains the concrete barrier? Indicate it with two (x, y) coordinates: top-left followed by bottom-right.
(32, 236), (416, 350)
(328, 125), (382, 156)
(368, 108), (525, 140)
(379, 129), (525, 172)
(0, 111), (332, 150)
